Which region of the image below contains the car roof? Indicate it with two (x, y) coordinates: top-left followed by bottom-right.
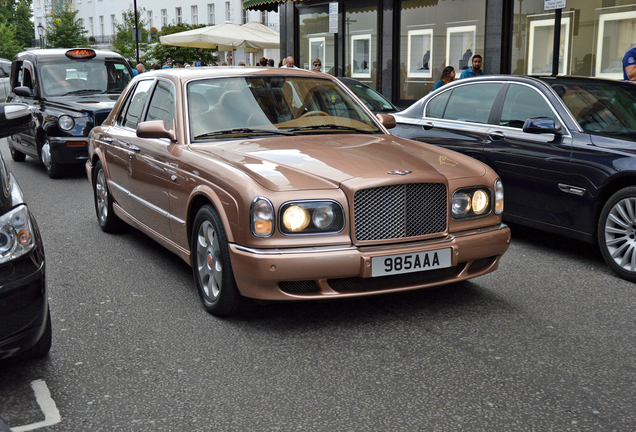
(16, 48), (128, 62)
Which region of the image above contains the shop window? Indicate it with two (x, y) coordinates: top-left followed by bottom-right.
(298, 5), (335, 73)
(345, 2), (378, 88)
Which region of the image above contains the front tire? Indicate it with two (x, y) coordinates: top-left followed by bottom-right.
(41, 137), (63, 179)
(9, 144), (26, 162)
(93, 160), (120, 233)
(191, 205), (243, 316)
(599, 187), (636, 282)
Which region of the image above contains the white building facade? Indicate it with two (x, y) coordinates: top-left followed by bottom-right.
(33, 0), (280, 65)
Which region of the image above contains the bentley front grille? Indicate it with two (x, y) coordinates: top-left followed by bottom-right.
(354, 183), (447, 241)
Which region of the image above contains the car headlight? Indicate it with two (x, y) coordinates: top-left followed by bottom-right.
(280, 200), (344, 235)
(494, 178), (504, 215)
(451, 187), (492, 220)
(58, 115), (75, 131)
(251, 197), (274, 237)
(0, 205), (35, 264)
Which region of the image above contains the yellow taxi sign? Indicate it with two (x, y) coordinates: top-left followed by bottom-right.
(65, 49), (97, 59)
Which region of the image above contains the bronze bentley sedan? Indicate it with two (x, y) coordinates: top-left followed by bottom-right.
(86, 67), (510, 316)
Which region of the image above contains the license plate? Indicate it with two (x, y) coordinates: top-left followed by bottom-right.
(371, 248), (452, 277)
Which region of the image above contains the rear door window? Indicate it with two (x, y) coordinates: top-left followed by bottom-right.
(499, 84), (556, 129)
(442, 83), (502, 124)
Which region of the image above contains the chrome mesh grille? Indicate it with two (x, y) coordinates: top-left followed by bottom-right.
(354, 183), (447, 241)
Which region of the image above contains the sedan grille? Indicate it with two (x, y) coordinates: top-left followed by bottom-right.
(354, 183), (447, 241)
(93, 110), (111, 127)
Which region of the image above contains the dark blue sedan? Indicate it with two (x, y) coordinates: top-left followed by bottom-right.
(391, 75), (636, 282)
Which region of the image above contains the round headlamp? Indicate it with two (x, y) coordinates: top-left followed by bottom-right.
(282, 205), (310, 232)
(58, 115), (75, 131)
(472, 189), (489, 215)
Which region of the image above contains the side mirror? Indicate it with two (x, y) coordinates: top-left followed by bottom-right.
(376, 113), (396, 129)
(136, 120), (176, 142)
(0, 103), (34, 139)
(13, 86), (34, 97)
(522, 117), (561, 135)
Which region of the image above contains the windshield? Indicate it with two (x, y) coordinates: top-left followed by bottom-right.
(187, 76), (382, 140)
(548, 80), (636, 141)
(39, 60), (133, 97)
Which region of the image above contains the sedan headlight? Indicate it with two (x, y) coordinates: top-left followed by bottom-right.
(494, 178), (504, 215)
(279, 200), (344, 235)
(0, 205), (35, 264)
(251, 197), (274, 237)
(451, 187), (492, 220)
(58, 115), (75, 131)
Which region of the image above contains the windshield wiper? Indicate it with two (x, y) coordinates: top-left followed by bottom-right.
(283, 124), (376, 134)
(61, 89), (105, 96)
(194, 128), (296, 139)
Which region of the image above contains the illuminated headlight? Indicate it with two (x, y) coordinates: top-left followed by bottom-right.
(58, 115), (75, 131)
(280, 201), (344, 235)
(251, 197), (274, 237)
(0, 205), (35, 264)
(451, 187), (492, 220)
(494, 178), (504, 215)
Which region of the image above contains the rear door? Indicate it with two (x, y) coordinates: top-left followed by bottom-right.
(484, 82), (575, 228)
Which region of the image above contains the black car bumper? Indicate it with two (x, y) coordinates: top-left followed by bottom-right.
(49, 137), (89, 165)
(0, 240), (47, 360)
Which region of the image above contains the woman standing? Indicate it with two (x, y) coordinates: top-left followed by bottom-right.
(433, 66), (455, 90)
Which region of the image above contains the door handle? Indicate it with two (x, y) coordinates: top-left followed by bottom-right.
(128, 144), (140, 152)
(489, 131), (505, 141)
(422, 121), (434, 130)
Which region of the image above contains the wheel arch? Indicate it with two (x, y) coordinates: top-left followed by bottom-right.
(186, 186), (240, 250)
(594, 175), (636, 242)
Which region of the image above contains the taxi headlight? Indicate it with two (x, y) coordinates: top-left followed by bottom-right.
(279, 201), (344, 235)
(58, 115), (75, 131)
(452, 187), (492, 220)
(250, 197), (274, 237)
(0, 205), (35, 264)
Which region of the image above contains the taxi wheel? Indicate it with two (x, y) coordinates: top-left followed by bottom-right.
(9, 145), (26, 162)
(93, 160), (120, 233)
(598, 186), (636, 282)
(191, 205), (243, 316)
(19, 307), (52, 360)
(40, 137), (63, 179)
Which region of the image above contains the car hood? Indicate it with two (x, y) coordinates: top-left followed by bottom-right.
(190, 134), (487, 191)
(45, 94), (119, 113)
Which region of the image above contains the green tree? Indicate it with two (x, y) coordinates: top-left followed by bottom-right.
(42, 3), (88, 48)
(111, 6), (152, 64)
(0, 22), (22, 59)
(0, 0), (33, 51)
(150, 23), (218, 66)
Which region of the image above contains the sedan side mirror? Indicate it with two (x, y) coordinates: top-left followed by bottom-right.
(13, 86), (35, 98)
(137, 120), (176, 142)
(0, 103), (34, 139)
(376, 113), (396, 129)
(523, 117), (561, 135)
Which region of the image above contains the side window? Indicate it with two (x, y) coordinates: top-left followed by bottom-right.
(122, 80), (154, 129)
(443, 83), (502, 124)
(500, 84), (555, 129)
(145, 80), (176, 130)
(426, 90), (451, 119)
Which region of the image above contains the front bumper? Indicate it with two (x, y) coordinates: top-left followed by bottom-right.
(48, 137), (89, 165)
(229, 223), (511, 300)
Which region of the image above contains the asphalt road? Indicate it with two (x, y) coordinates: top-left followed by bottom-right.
(0, 139), (634, 431)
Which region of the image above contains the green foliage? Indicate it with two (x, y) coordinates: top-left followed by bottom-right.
(0, 22), (22, 59)
(0, 0), (33, 51)
(111, 6), (152, 64)
(150, 24), (218, 66)
(42, 3), (88, 48)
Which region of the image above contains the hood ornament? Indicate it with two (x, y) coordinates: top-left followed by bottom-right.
(388, 169), (412, 176)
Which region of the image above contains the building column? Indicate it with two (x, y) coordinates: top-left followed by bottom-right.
(484, 0), (511, 74)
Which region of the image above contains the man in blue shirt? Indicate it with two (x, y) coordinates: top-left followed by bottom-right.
(459, 54), (484, 79)
(623, 45), (636, 81)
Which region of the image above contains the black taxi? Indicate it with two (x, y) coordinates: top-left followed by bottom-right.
(6, 48), (133, 178)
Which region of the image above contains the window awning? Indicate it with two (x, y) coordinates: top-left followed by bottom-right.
(244, 0), (304, 11)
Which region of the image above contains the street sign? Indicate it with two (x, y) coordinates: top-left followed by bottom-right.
(329, 2), (338, 34)
(544, 0), (566, 10)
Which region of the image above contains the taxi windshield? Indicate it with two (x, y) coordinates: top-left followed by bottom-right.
(39, 60), (133, 97)
(187, 76), (382, 140)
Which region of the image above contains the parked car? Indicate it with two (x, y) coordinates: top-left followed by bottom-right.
(339, 77), (400, 114)
(0, 58), (10, 102)
(391, 75), (636, 282)
(87, 67), (510, 316)
(5, 48), (134, 178)
(0, 102), (50, 361)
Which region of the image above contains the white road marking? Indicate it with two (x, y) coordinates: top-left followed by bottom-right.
(11, 380), (61, 432)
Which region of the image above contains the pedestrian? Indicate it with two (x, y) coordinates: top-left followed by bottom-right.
(166, 57), (174, 68)
(268, 59), (274, 67)
(135, 63), (146, 74)
(259, 57), (268, 67)
(623, 44), (636, 81)
(459, 54), (484, 79)
(433, 66), (455, 90)
(281, 56), (299, 69)
(278, 59), (284, 67)
(311, 59), (321, 72)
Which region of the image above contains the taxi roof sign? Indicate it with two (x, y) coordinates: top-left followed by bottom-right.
(65, 49), (97, 59)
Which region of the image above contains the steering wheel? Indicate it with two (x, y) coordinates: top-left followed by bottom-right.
(301, 110), (329, 118)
